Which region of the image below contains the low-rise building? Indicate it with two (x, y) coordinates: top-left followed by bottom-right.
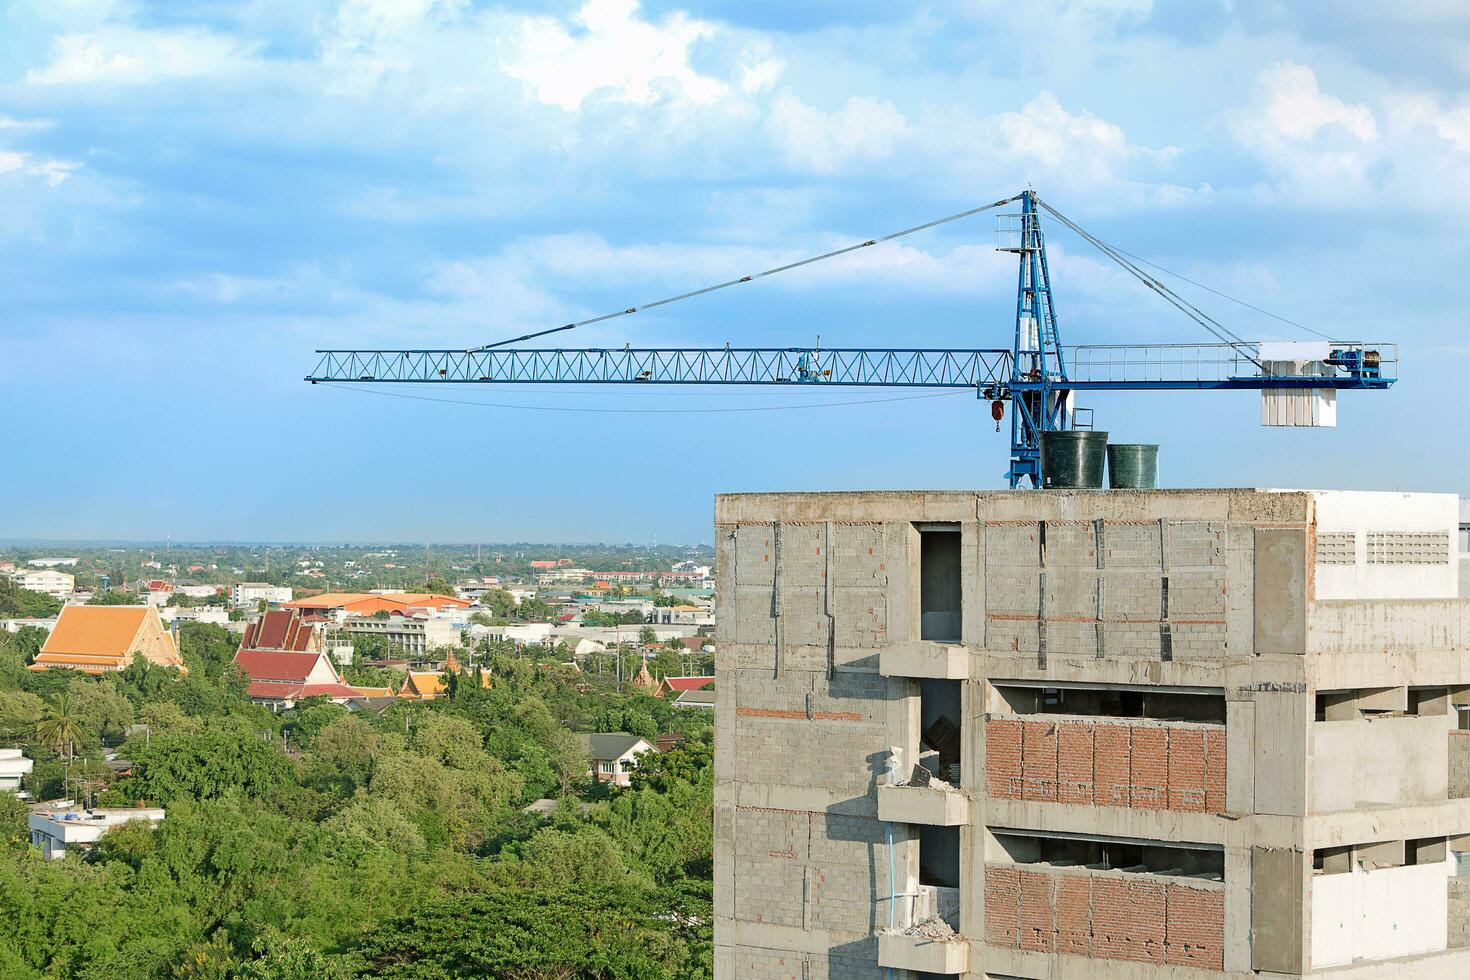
(657, 675), (715, 699)
(581, 732), (655, 787)
(1, 617), (56, 635)
(29, 606), (183, 674)
(0, 749), (33, 797)
(9, 568), (75, 598)
(338, 614), (461, 656)
(159, 606), (229, 626)
(230, 582), (292, 607)
(672, 688), (715, 710)
(28, 807), (165, 860)
(284, 592), (471, 619)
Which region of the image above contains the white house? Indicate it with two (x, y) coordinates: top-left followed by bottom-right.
(0, 749), (33, 797)
(581, 733), (655, 788)
(29, 807), (166, 860)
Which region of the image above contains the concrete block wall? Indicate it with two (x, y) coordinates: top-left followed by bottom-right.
(985, 716), (1226, 813)
(983, 865), (1225, 971)
(1452, 731), (1470, 799)
(1450, 877), (1470, 949)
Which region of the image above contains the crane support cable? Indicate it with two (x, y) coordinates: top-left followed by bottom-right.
(1101, 244), (1337, 342)
(1037, 200), (1265, 370)
(468, 195), (1022, 353)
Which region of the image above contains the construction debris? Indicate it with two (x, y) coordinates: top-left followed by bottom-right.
(902, 914), (959, 941)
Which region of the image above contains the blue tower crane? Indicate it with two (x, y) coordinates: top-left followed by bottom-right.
(306, 190), (1395, 487)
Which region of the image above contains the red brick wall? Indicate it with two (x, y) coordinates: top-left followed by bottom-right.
(986, 717), (1226, 814)
(1055, 872), (1093, 955)
(1166, 727), (1207, 812)
(986, 718), (1022, 799)
(983, 866), (1020, 947)
(1021, 720), (1059, 802)
(1019, 870), (1056, 951)
(1165, 882), (1226, 971)
(1094, 723), (1133, 807)
(1204, 728), (1227, 813)
(1092, 877), (1166, 963)
(984, 866), (1224, 971)
(1129, 727), (1168, 810)
(1057, 721), (1096, 805)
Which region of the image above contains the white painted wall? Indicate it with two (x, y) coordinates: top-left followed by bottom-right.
(1311, 714), (1452, 812)
(1312, 860), (1451, 968)
(1311, 490), (1458, 599)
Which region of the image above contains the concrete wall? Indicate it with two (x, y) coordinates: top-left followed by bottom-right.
(1312, 490), (1458, 600)
(1311, 715), (1452, 812)
(1312, 861), (1452, 968)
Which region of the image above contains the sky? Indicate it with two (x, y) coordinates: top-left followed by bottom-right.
(2, 0), (1469, 544)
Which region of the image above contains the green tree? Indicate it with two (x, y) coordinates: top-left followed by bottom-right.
(358, 887), (689, 978)
(234, 927), (351, 980)
(115, 723), (293, 803)
(638, 627), (657, 647)
(177, 622), (238, 678)
(482, 589), (518, 620)
(0, 577), (61, 618)
(422, 576), (455, 597)
(66, 676), (135, 747)
(87, 589), (137, 606)
(0, 690), (44, 741)
(34, 691), (84, 757)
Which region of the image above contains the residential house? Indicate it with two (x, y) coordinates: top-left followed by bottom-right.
(29, 606), (183, 674)
(2, 617), (56, 635)
(656, 675), (715, 699)
(673, 688), (715, 710)
(0, 749), (33, 797)
(29, 807), (165, 860)
(581, 732), (655, 787)
(140, 580), (173, 607)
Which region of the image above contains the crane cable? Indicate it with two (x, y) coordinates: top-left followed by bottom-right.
(467, 195), (1022, 353)
(1037, 200), (1266, 369)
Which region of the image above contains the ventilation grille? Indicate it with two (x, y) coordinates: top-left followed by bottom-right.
(1366, 532), (1450, 565)
(1315, 532), (1356, 565)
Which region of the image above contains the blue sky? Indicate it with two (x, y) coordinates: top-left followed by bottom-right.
(3, 0), (1468, 543)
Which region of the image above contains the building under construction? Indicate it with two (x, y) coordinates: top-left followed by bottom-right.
(712, 487), (1470, 978)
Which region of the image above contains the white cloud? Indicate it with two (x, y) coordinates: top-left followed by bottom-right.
(766, 93), (909, 173)
(0, 116), (53, 131)
(0, 150), (77, 187)
(25, 27), (260, 85)
(1226, 62), (1381, 198)
(502, 0), (730, 110)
